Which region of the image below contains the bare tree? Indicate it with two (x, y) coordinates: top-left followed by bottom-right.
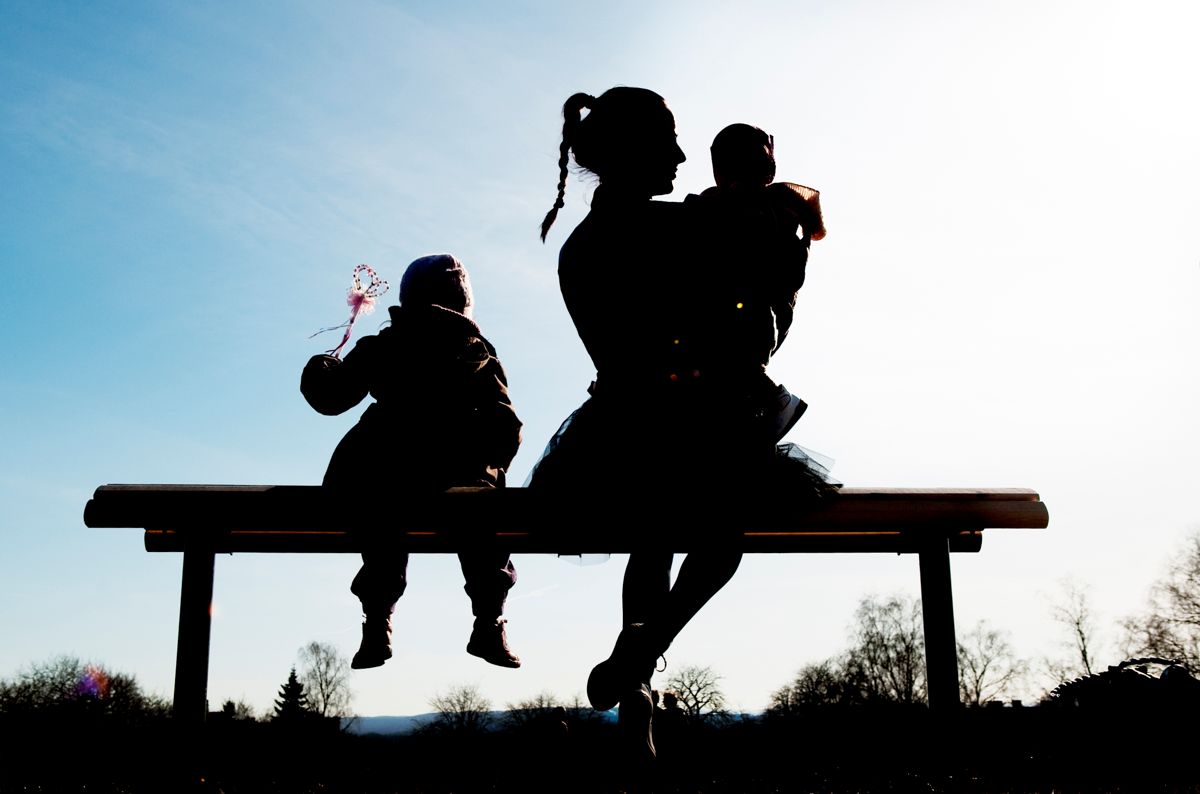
(664, 665), (728, 721)
(767, 660), (848, 715)
(501, 690), (562, 730)
(563, 691), (604, 725)
(0, 655), (81, 709)
(844, 594), (926, 704)
(1121, 530), (1200, 669)
(219, 698), (257, 721)
(297, 641), (353, 719)
(1045, 578), (1099, 684)
(0, 656), (169, 720)
(427, 683), (493, 733)
(957, 620), (1027, 705)
(768, 594), (929, 713)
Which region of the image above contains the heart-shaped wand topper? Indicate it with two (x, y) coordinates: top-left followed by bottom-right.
(310, 264), (391, 358)
(347, 263), (388, 314)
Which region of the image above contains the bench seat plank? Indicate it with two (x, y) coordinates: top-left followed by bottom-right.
(85, 484), (1048, 539)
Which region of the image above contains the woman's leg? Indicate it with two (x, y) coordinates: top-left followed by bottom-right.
(615, 550), (743, 670)
(657, 551), (743, 648)
(622, 552), (673, 627)
(602, 551), (742, 687)
(587, 553), (672, 710)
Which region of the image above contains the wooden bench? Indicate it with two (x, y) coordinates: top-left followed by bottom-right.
(83, 485), (1049, 722)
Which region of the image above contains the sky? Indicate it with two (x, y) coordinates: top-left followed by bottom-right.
(1, 0), (1198, 718)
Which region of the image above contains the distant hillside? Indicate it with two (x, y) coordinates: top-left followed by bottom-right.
(343, 713), (437, 735)
(343, 709), (756, 735)
(344, 711), (532, 735)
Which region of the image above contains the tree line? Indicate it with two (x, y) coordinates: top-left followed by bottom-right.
(4, 529), (1199, 725)
(770, 528), (1200, 712)
(0, 640), (354, 727)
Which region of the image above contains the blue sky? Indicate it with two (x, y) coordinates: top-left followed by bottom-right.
(2, 0), (1198, 717)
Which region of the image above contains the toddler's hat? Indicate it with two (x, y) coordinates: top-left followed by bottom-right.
(400, 254), (474, 314)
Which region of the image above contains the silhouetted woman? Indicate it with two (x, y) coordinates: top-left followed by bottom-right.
(531, 87), (832, 758)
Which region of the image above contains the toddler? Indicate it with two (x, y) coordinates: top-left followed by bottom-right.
(702, 123), (826, 441)
(301, 254), (523, 670)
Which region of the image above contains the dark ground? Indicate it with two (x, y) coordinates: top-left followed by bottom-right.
(1, 706), (1197, 793)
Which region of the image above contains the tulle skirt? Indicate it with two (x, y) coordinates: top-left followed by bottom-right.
(526, 394), (839, 501)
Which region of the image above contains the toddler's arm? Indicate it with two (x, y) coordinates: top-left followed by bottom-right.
(462, 338), (523, 472)
(770, 182), (825, 241)
(300, 337), (377, 415)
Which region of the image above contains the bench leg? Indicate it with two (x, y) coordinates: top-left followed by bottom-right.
(919, 537), (960, 711)
(173, 545), (215, 724)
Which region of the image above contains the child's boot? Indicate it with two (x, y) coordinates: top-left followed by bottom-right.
(351, 608), (393, 669)
(466, 617), (521, 668)
(770, 383), (808, 442)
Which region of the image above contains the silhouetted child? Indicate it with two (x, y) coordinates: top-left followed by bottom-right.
(654, 690), (686, 759)
(301, 254), (523, 670)
(702, 123), (827, 441)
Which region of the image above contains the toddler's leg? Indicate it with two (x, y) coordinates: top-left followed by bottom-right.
(350, 550), (409, 607)
(458, 553), (516, 618)
(349, 551), (409, 669)
(460, 553), (520, 668)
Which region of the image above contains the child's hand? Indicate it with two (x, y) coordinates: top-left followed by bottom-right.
(306, 354), (342, 371)
(774, 183), (825, 241)
(301, 353), (367, 416)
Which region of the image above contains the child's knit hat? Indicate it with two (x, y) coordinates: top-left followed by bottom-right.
(399, 254), (474, 315)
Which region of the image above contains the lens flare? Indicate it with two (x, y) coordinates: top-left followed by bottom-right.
(76, 664), (110, 699)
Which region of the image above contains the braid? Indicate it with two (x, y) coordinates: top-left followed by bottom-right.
(540, 92), (594, 242)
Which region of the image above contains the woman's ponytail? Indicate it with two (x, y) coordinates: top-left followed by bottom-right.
(540, 92), (594, 242)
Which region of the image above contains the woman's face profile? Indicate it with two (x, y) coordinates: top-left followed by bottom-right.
(581, 92), (687, 198)
(642, 107), (686, 196)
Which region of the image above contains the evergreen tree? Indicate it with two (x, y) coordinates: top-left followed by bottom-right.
(273, 667), (309, 721)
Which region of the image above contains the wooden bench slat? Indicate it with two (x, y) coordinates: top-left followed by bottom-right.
(141, 528), (986, 554)
(85, 486), (1049, 540)
(91, 483), (1044, 499)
